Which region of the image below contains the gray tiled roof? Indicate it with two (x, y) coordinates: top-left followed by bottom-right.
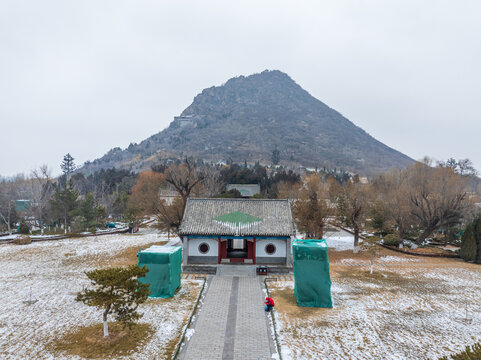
(226, 184), (261, 197)
(179, 198), (295, 237)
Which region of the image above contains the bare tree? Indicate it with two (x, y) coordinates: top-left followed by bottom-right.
(407, 162), (471, 244)
(373, 169), (413, 240)
(164, 158), (205, 213)
(0, 179), (21, 234)
(293, 174), (332, 239)
(127, 171), (166, 215)
(336, 180), (371, 253)
(154, 197), (184, 236)
(30, 165), (55, 234)
(277, 180), (302, 200)
(202, 165), (224, 197)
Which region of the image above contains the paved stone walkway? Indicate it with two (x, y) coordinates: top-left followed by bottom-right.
(181, 276), (273, 360)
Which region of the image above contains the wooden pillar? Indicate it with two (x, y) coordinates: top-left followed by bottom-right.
(218, 236), (221, 264)
(253, 237), (256, 265)
(183, 236), (189, 265)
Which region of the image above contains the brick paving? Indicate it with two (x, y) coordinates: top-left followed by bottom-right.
(180, 275), (273, 360)
(234, 277), (272, 360)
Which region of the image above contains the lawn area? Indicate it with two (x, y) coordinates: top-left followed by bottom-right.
(0, 229), (200, 359)
(270, 247), (481, 360)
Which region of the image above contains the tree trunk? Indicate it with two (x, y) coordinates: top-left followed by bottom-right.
(398, 223), (406, 242)
(370, 252), (374, 274)
(103, 307), (110, 337)
(416, 227), (435, 245)
(7, 206), (12, 235)
(353, 225), (360, 254)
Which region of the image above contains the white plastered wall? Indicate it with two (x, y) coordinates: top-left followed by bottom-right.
(188, 238), (219, 257)
(255, 239), (286, 257)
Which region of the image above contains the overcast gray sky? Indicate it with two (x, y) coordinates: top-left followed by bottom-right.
(1, 0), (480, 177)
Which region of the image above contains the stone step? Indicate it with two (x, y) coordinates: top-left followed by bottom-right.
(216, 264), (257, 277)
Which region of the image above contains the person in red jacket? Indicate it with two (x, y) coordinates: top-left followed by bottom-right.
(265, 297), (275, 312)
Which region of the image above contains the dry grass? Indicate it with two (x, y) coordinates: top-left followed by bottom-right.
(50, 322), (154, 359)
(62, 240), (168, 268)
(108, 240), (168, 266)
(142, 281), (201, 359)
(270, 287), (330, 320)
(269, 246), (481, 359)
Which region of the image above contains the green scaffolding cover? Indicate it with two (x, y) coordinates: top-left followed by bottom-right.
(293, 239), (332, 308)
(137, 245), (182, 298)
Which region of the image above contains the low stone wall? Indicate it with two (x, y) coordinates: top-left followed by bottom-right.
(182, 264), (292, 275)
(0, 228), (130, 245)
(380, 244), (460, 258)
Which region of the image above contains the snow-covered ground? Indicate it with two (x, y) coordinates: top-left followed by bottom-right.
(270, 256), (481, 360)
(323, 229), (358, 251)
(0, 229), (198, 359)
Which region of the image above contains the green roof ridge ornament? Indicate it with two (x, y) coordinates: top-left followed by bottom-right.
(213, 211), (262, 235)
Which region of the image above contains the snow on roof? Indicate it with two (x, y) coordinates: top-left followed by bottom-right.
(293, 239), (328, 247)
(140, 245), (181, 254)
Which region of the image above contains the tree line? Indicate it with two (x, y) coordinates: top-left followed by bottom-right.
(0, 154), (137, 234)
(2, 154), (479, 262)
(0, 155), (300, 235)
(292, 157), (480, 256)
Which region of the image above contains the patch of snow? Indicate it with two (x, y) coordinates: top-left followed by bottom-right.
(0, 228), (199, 359)
(377, 256), (422, 263)
(272, 263), (481, 359)
(185, 328), (195, 341)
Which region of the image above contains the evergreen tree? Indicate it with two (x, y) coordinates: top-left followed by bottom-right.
(460, 223), (476, 262)
(111, 192), (129, 219)
(60, 153), (76, 183)
(76, 265), (150, 337)
(271, 148), (280, 166)
(77, 192), (97, 228)
(18, 220), (30, 234)
(49, 180), (79, 233)
(474, 217), (481, 264)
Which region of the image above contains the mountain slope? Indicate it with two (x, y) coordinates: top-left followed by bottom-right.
(82, 70), (413, 175)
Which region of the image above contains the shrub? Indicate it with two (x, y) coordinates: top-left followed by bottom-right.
(71, 216), (87, 233)
(13, 235), (31, 245)
(439, 342), (481, 359)
(383, 234), (401, 247)
(460, 223), (477, 262)
(18, 221), (30, 234)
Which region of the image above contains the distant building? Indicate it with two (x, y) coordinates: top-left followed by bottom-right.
(173, 114), (206, 128)
(179, 198), (295, 265)
(159, 189), (178, 205)
(226, 184), (260, 198)
(15, 200), (31, 213)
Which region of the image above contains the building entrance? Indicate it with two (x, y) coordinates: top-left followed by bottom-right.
(219, 237), (256, 264)
(227, 239), (248, 259)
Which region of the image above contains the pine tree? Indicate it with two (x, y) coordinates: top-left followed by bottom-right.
(18, 220), (30, 234)
(60, 153), (76, 183)
(78, 192), (97, 229)
(76, 265), (150, 337)
(474, 217), (481, 264)
(271, 148), (280, 166)
(49, 180), (79, 233)
(460, 223), (476, 262)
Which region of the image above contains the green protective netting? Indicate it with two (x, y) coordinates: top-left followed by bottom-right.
(137, 245), (182, 298)
(293, 239), (332, 308)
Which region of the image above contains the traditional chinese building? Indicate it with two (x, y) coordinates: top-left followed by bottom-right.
(226, 184), (261, 198)
(179, 198), (295, 265)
